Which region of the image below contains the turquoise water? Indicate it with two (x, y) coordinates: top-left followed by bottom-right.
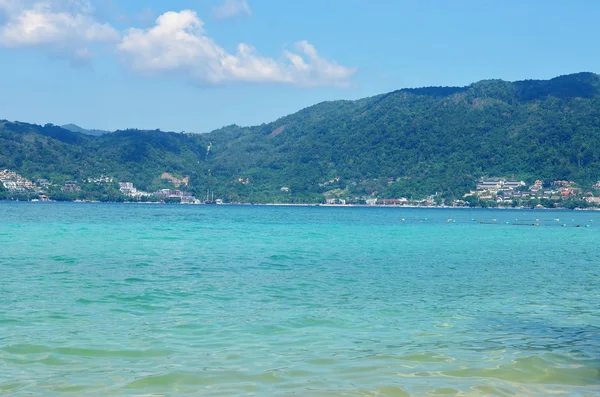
(1, 203), (599, 396)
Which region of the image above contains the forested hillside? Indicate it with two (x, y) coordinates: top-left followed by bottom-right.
(1, 72), (600, 202)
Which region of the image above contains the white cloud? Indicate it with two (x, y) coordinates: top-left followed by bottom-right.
(0, 3), (355, 86)
(0, 0), (119, 60)
(212, 0), (251, 20)
(118, 10), (355, 87)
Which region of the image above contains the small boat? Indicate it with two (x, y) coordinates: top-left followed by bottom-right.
(205, 190), (221, 204)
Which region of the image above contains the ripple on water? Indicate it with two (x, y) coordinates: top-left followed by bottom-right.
(51, 384), (91, 393)
(76, 298), (97, 305)
(124, 370), (284, 392)
(50, 255), (77, 264)
(429, 388), (460, 395)
(0, 381), (33, 394)
(443, 354), (600, 385)
(5, 355), (71, 366)
(397, 352), (454, 363)
(0, 318), (21, 324)
(3, 344), (173, 358)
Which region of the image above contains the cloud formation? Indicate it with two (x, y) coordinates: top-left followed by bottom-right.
(0, 2), (355, 87)
(0, 0), (118, 60)
(212, 0), (251, 20)
(118, 10), (355, 87)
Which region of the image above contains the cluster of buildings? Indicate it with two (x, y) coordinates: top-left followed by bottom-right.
(0, 169), (206, 203)
(469, 178), (588, 204)
(87, 176), (113, 184)
(3, 167), (600, 207)
(154, 188), (198, 204)
(323, 195), (469, 207)
(364, 196), (468, 207)
(326, 197), (347, 205)
(118, 182), (150, 199)
(0, 170), (51, 200)
(119, 182), (200, 204)
(318, 177), (341, 188)
(322, 177), (600, 208)
(475, 179), (525, 194)
(62, 181), (81, 192)
(324, 194), (451, 207)
(1, 170), (118, 195)
(0, 169), (36, 192)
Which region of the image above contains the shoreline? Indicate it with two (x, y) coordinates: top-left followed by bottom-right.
(259, 203), (600, 210)
(4, 200), (599, 210)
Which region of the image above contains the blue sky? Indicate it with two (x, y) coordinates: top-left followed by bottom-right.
(0, 0), (598, 133)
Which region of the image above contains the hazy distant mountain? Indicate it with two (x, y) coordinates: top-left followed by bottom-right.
(2, 72), (600, 202)
(61, 124), (112, 136)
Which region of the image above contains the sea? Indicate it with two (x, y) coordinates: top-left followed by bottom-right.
(0, 203), (599, 396)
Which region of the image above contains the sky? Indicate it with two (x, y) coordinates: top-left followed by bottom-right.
(0, 0), (598, 133)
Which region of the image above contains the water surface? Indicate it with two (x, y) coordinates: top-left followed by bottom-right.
(1, 203), (599, 396)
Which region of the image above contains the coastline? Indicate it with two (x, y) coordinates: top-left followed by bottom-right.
(249, 203), (600, 210)
(2, 200), (599, 210)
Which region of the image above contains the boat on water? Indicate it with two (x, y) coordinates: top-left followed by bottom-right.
(205, 190), (222, 205)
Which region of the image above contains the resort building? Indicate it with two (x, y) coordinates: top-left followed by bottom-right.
(0, 169), (36, 192)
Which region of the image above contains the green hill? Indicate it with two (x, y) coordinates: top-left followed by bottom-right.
(1, 72), (600, 202)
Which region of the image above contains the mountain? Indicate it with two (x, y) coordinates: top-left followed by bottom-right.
(201, 72), (600, 200)
(61, 124), (112, 136)
(2, 72), (600, 202)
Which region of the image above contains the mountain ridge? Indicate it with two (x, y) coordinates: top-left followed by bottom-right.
(61, 124), (113, 136)
(1, 72), (600, 202)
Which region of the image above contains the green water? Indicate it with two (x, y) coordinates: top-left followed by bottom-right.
(1, 203), (599, 396)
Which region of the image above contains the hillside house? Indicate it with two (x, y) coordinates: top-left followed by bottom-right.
(62, 181), (81, 192)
